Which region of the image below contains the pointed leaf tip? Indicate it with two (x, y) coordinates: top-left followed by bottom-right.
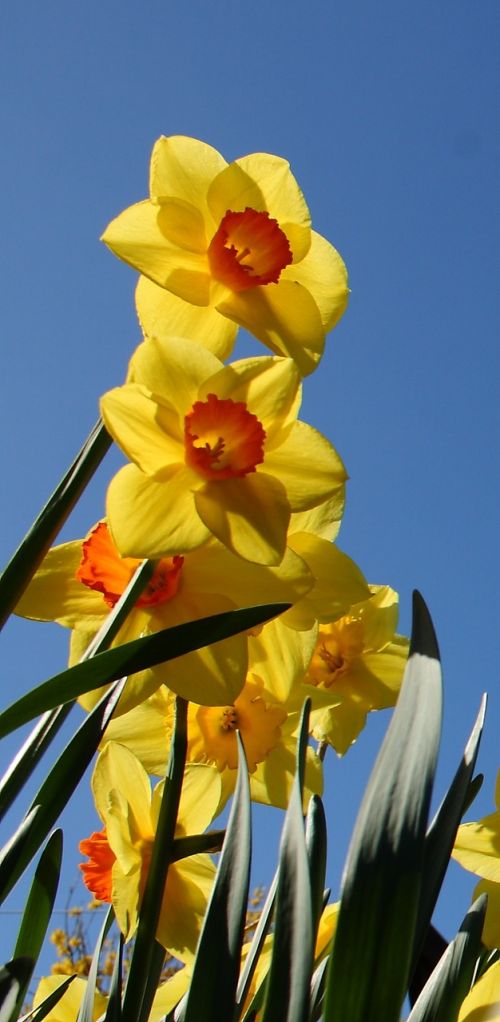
(410, 591), (440, 660)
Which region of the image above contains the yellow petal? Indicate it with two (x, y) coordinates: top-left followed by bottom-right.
(194, 473), (290, 565)
(101, 688), (172, 775)
(357, 586), (400, 650)
(101, 200), (211, 302)
(200, 355), (301, 445)
(264, 421), (347, 511)
(151, 764), (222, 835)
(135, 275), (237, 360)
(311, 698), (370, 756)
(112, 863), (142, 941)
(283, 536), (369, 629)
(156, 855), (216, 957)
(33, 976), (107, 1022)
(127, 334), (223, 413)
(106, 465), (210, 559)
(92, 743), (152, 843)
(453, 812), (500, 882)
(281, 230), (349, 332)
(181, 538), (313, 609)
(150, 967), (192, 1021)
(216, 279), (325, 377)
(458, 959), (500, 1020)
(150, 136), (226, 220)
(249, 743), (322, 809)
(249, 618), (317, 701)
(15, 541), (106, 628)
(290, 493), (346, 541)
(101, 383), (184, 477)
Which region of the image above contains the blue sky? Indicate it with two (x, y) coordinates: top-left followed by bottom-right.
(1, 0), (499, 983)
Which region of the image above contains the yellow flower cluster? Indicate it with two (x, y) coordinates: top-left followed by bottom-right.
(15, 135), (409, 963)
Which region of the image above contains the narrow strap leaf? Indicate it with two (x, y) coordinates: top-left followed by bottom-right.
(408, 895), (487, 1022)
(0, 959), (34, 1022)
(323, 591), (443, 1022)
(0, 419), (111, 630)
(0, 679), (126, 902)
(12, 829), (63, 1013)
(76, 905), (114, 1022)
(182, 732), (251, 1022)
(0, 604), (290, 738)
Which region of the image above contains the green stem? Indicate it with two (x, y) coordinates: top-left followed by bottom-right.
(0, 418), (111, 630)
(122, 697), (188, 1022)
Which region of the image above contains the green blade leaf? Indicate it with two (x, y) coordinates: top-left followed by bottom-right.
(0, 959), (33, 1022)
(0, 708), (72, 822)
(0, 419), (111, 631)
(0, 604), (289, 738)
(305, 795), (327, 941)
(122, 698), (188, 1022)
(12, 829), (63, 1013)
(0, 680), (125, 902)
(408, 895), (487, 1022)
(260, 702), (314, 1022)
(235, 872), (278, 1015)
(411, 696), (487, 984)
(323, 591), (443, 1022)
(171, 830), (225, 861)
(104, 933), (124, 1022)
(76, 906), (114, 1022)
(182, 732), (252, 1022)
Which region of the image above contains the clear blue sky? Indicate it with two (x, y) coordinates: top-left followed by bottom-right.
(1, 0), (499, 982)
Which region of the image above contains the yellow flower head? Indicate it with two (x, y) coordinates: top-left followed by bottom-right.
(305, 585), (409, 755)
(79, 743), (220, 960)
(15, 518), (314, 710)
(102, 135), (349, 375)
(101, 336), (347, 565)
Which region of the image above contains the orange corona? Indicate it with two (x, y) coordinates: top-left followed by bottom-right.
(207, 207), (292, 291)
(76, 522), (184, 608)
(184, 393), (266, 480)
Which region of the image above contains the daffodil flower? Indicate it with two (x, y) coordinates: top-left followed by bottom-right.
(79, 743), (221, 959)
(101, 336), (347, 566)
(15, 519), (313, 710)
(32, 977), (107, 1022)
(453, 771), (500, 948)
(102, 674), (323, 812)
(301, 585), (409, 755)
(102, 135), (349, 375)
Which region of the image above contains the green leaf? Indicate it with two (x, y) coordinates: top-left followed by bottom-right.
(408, 895), (487, 1022)
(0, 419), (111, 631)
(76, 906), (114, 1022)
(104, 933), (124, 1022)
(183, 732), (252, 1022)
(411, 696), (486, 981)
(0, 680), (125, 903)
(171, 830), (225, 861)
(260, 701), (314, 1022)
(0, 604), (290, 738)
(12, 830), (63, 1013)
(305, 794), (327, 941)
(122, 698), (188, 1022)
(323, 591), (443, 1022)
(18, 976), (75, 1022)
(0, 959), (33, 1022)
(0, 708), (72, 822)
(235, 872), (278, 1016)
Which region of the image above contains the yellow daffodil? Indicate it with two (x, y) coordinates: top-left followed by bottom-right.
(303, 585), (409, 755)
(101, 336), (347, 566)
(453, 771), (500, 948)
(102, 675), (322, 812)
(458, 961), (500, 1020)
(79, 743), (220, 959)
(15, 519), (313, 711)
(102, 135), (349, 375)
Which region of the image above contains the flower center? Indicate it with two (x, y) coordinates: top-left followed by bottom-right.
(79, 829), (115, 902)
(308, 619), (365, 689)
(76, 522), (184, 609)
(184, 393), (266, 480)
(207, 207), (292, 292)
(189, 678), (287, 772)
